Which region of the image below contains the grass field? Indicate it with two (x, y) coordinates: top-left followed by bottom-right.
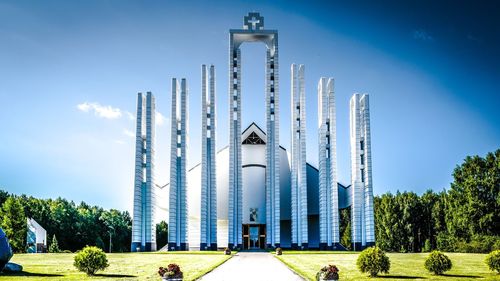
(276, 251), (500, 281)
(1, 251), (232, 280)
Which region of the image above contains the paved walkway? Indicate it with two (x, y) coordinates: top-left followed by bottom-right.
(201, 251), (304, 281)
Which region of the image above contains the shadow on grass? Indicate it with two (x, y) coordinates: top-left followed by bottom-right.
(441, 273), (482, 278)
(378, 275), (425, 279)
(1, 271), (64, 277)
(94, 273), (137, 278)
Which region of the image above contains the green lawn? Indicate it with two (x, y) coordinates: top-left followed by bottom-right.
(276, 251), (500, 281)
(1, 252), (232, 280)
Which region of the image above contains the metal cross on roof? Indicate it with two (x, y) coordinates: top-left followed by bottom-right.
(243, 12), (264, 31)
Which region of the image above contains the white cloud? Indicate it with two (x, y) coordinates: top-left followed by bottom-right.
(156, 111), (167, 126)
(123, 129), (135, 138)
(114, 140), (126, 145)
(413, 29), (433, 41)
(77, 102), (122, 119)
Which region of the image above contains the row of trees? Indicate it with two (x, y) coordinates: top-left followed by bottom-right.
(1, 149), (498, 253)
(371, 149), (499, 253)
(0, 193), (133, 253)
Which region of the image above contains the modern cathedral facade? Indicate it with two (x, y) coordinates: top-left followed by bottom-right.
(131, 12), (375, 252)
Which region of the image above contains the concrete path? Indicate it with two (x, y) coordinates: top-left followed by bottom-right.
(200, 252), (304, 281)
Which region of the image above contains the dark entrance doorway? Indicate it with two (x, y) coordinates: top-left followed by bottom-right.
(242, 224), (266, 249)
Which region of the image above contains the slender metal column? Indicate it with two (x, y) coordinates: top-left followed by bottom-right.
(168, 79), (189, 251)
(291, 64), (308, 248)
(201, 65), (218, 250)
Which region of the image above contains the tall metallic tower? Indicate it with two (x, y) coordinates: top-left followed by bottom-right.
(318, 78), (340, 250)
(350, 93), (375, 249)
(168, 78), (189, 251)
(200, 65), (218, 250)
(290, 64), (308, 249)
(131, 92), (157, 252)
(228, 12), (280, 249)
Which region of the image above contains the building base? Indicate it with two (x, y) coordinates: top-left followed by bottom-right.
(200, 243), (218, 251)
(352, 242), (362, 251)
(168, 243), (189, 251)
(266, 243), (280, 250)
(365, 241), (375, 248)
(228, 243), (242, 250)
(319, 243), (329, 250)
(131, 242), (157, 252)
(291, 243), (308, 250)
(352, 242), (375, 251)
(332, 242), (347, 251)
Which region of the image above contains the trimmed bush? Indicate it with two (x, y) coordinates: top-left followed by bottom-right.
(275, 247), (282, 255)
(73, 246), (109, 275)
(424, 250), (452, 275)
(485, 250), (500, 273)
(356, 246), (390, 277)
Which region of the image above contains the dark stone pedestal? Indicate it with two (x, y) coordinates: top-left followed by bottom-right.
(200, 243), (217, 251)
(131, 242), (157, 252)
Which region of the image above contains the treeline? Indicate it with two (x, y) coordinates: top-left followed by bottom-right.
(371, 149), (499, 253)
(0, 193), (132, 253)
(0, 190), (169, 253)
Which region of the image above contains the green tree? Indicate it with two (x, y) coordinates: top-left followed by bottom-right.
(49, 234), (61, 253)
(357, 246), (391, 277)
(338, 208), (351, 250)
(0, 190), (9, 206)
(156, 221), (168, 249)
(446, 149), (500, 240)
(0, 196), (27, 252)
(99, 209), (132, 253)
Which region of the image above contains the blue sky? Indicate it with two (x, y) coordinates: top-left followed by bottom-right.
(0, 0), (498, 212)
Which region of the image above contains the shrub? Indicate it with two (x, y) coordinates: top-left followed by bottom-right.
(158, 264), (183, 279)
(485, 250), (500, 273)
(73, 246), (109, 275)
(424, 250), (452, 275)
(356, 246), (390, 277)
(423, 239), (432, 253)
(316, 264), (339, 280)
(436, 232), (458, 252)
(457, 235), (500, 253)
(275, 247), (282, 255)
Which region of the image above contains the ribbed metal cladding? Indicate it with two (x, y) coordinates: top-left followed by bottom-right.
(265, 36), (280, 248)
(131, 92), (157, 252)
(291, 64), (308, 247)
(318, 78), (339, 248)
(360, 94), (375, 244)
(228, 37), (242, 249)
(200, 65), (218, 250)
(168, 78), (189, 250)
(350, 93), (375, 249)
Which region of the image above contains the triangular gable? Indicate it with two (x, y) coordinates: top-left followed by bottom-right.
(241, 122), (267, 144)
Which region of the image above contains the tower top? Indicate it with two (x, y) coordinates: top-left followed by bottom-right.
(243, 12), (264, 31)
